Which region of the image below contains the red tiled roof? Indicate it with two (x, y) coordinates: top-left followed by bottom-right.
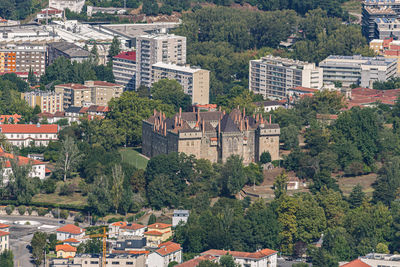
(202, 248), (278, 260)
(111, 221), (127, 227)
(56, 83), (89, 90)
(144, 230), (164, 236)
(114, 51), (136, 61)
(39, 8), (62, 14)
(112, 250), (149, 255)
(156, 242), (181, 256)
(121, 223), (145, 230)
(0, 124), (58, 134)
(79, 107), (89, 114)
(0, 149), (45, 167)
(176, 255), (217, 267)
(289, 86), (319, 93)
(0, 114), (21, 123)
(56, 224), (85, 235)
(63, 238), (79, 243)
(148, 223), (172, 229)
(90, 81), (121, 87)
(341, 259), (371, 267)
(56, 244), (77, 252)
(45, 168), (51, 173)
(0, 230), (9, 237)
(0, 223), (9, 228)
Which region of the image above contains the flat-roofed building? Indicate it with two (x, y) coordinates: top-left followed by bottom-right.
(319, 55), (397, 87)
(47, 42), (90, 65)
(136, 34), (186, 88)
(84, 80), (123, 106)
(0, 44), (46, 76)
(249, 55), (323, 99)
(152, 62), (210, 105)
(374, 18), (400, 40)
(49, 0), (85, 12)
(113, 51), (136, 91)
(55, 83), (91, 108)
(22, 90), (64, 113)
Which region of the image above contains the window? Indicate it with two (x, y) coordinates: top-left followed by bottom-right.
(112, 262), (120, 265)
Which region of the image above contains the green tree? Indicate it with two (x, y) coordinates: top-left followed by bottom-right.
(348, 184), (365, 209)
(151, 79), (192, 112)
(273, 171), (288, 199)
(111, 164), (124, 214)
(372, 157), (400, 206)
(148, 214), (156, 225)
(28, 67), (36, 86)
(90, 43), (99, 65)
(31, 232), (47, 266)
(280, 125), (299, 150)
(108, 36), (121, 61)
(219, 254), (238, 267)
(7, 156), (35, 204)
(376, 243), (389, 254)
(260, 151), (271, 164)
(0, 250), (13, 267)
(142, 0), (158, 15)
(276, 195), (298, 254)
(220, 155), (246, 196)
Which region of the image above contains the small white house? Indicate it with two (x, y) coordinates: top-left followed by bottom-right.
(120, 223), (146, 237)
(254, 101), (285, 113)
(172, 210), (189, 227)
(147, 241), (182, 267)
(0, 231), (9, 253)
(56, 224), (85, 241)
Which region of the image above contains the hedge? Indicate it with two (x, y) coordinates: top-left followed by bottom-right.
(0, 200), (86, 211)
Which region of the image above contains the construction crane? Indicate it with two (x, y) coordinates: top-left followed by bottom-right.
(86, 227), (108, 267)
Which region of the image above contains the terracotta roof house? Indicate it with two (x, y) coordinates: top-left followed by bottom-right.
(148, 241), (182, 267)
(0, 230), (9, 252)
(56, 244), (77, 258)
(341, 259), (371, 267)
(201, 248), (278, 267)
(144, 223), (173, 247)
(56, 224), (85, 241)
(176, 255), (217, 267)
(0, 124), (58, 148)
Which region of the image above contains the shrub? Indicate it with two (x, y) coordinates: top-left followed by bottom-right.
(42, 179), (57, 194)
(37, 207), (48, 216)
(148, 214), (156, 225)
(127, 216), (134, 222)
(59, 183), (75, 196)
(107, 217), (124, 223)
(27, 207), (33, 215)
(18, 206), (26, 215)
(5, 205), (14, 215)
(60, 210), (69, 220)
(74, 213), (85, 223)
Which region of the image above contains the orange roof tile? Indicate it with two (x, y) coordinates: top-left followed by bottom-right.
(156, 242), (181, 256)
(56, 224), (85, 235)
(90, 81), (121, 87)
(341, 259), (371, 267)
(0, 124), (58, 134)
(144, 230), (164, 236)
(63, 238), (79, 243)
(121, 223), (145, 230)
(56, 244), (77, 252)
(0, 152), (45, 167)
(0, 230), (9, 237)
(112, 250), (150, 255)
(56, 83), (89, 90)
(148, 223), (172, 229)
(111, 221), (127, 227)
(290, 86), (319, 93)
(0, 223), (9, 228)
(202, 248), (278, 260)
(176, 255), (217, 267)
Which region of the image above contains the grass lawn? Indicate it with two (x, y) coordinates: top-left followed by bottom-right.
(119, 148), (149, 170)
(337, 173), (377, 197)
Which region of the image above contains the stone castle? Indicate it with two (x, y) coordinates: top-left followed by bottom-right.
(142, 108), (280, 164)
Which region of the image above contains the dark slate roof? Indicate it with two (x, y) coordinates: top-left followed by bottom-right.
(65, 106), (82, 113)
(220, 114), (239, 132)
(260, 123), (280, 129)
(180, 111), (223, 122)
(49, 42), (91, 58)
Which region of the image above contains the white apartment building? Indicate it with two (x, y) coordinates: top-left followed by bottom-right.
(0, 124), (58, 147)
(319, 55), (397, 87)
(49, 0), (85, 12)
(136, 34), (186, 88)
(113, 51), (136, 91)
(0, 231), (9, 253)
(201, 248), (278, 267)
(151, 62), (210, 105)
(172, 210), (189, 227)
(147, 242), (182, 267)
(249, 55), (323, 99)
(56, 224), (85, 241)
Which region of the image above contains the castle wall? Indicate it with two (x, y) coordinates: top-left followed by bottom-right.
(257, 128), (280, 161)
(142, 121), (154, 158)
(221, 132), (244, 163)
(242, 130), (256, 165)
(177, 131), (202, 159)
(200, 134), (218, 163)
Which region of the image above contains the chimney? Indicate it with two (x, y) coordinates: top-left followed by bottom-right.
(202, 119), (205, 134)
(219, 106), (221, 112)
(197, 108), (200, 122)
(179, 107), (182, 117)
(218, 118), (221, 134)
(193, 106), (195, 113)
(243, 108), (245, 119)
(164, 122), (166, 136)
(269, 114), (271, 124)
(174, 116), (177, 128)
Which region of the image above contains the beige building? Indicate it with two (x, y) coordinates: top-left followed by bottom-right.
(84, 80), (123, 107)
(152, 62), (210, 105)
(55, 81), (123, 108)
(0, 231), (9, 253)
(136, 34), (186, 88)
(144, 223), (172, 248)
(50, 253), (146, 267)
(56, 244), (77, 258)
(22, 90), (63, 113)
(142, 108), (280, 164)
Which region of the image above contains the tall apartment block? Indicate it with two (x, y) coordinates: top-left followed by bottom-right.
(249, 55), (323, 99)
(55, 81), (123, 108)
(113, 51), (136, 91)
(22, 91), (64, 113)
(374, 18), (400, 40)
(151, 62), (210, 105)
(136, 34), (186, 88)
(0, 44), (46, 76)
(319, 55), (397, 88)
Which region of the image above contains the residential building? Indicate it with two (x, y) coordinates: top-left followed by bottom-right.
(0, 147), (49, 182)
(36, 7), (63, 21)
(254, 101), (285, 113)
(0, 114), (21, 124)
(109, 221), (127, 238)
(374, 18), (400, 40)
(347, 87), (400, 108)
(84, 80), (123, 107)
(0, 124), (58, 147)
(38, 111), (65, 124)
(87, 6), (126, 16)
(56, 224), (85, 241)
(136, 34), (186, 88)
(64, 106), (82, 123)
(113, 51), (136, 91)
(177, 255), (217, 267)
(56, 244), (77, 258)
(0, 223), (9, 232)
(63, 238), (80, 246)
(22, 90), (64, 113)
(172, 210), (189, 227)
(49, 0), (85, 12)
(249, 55), (323, 99)
(201, 248), (278, 267)
(50, 253), (147, 267)
(144, 223), (172, 247)
(340, 259), (372, 267)
(340, 254), (400, 267)
(319, 55), (397, 87)
(115, 237), (147, 251)
(0, 44), (46, 76)
(362, 5), (397, 41)
(47, 42), (91, 65)
(0, 231), (9, 253)
(151, 62), (210, 105)
(55, 83), (91, 109)
(147, 241), (182, 267)
(370, 38), (400, 74)
(119, 223), (146, 237)
(86, 105), (109, 117)
(142, 108), (280, 164)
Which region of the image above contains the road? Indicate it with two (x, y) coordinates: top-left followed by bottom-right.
(0, 215), (78, 267)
